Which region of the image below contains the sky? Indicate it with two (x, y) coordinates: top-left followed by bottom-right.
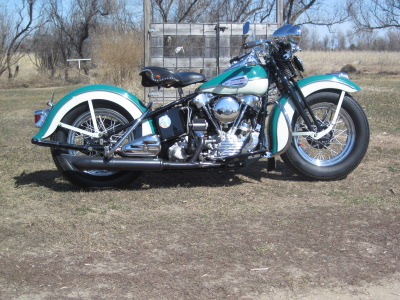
(1, 0), (386, 38)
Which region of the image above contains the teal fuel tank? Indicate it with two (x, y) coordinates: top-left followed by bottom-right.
(197, 65), (268, 95)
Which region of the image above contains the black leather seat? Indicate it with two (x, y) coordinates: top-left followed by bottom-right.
(140, 66), (206, 88)
(175, 72), (207, 87)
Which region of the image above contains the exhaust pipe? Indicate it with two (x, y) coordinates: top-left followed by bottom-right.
(59, 154), (222, 172)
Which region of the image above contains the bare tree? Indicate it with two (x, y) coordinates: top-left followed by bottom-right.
(280, 0), (349, 25)
(29, 24), (64, 78)
(208, 0), (266, 23)
(152, 0), (213, 23)
(151, 0), (349, 26)
(351, 29), (378, 50)
(46, 0), (118, 77)
(387, 30), (400, 50)
(337, 30), (347, 50)
(348, 0), (400, 30)
(0, 0), (41, 78)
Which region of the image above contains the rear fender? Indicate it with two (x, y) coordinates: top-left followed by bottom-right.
(33, 85), (155, 139)
(268, 74), (361, 154)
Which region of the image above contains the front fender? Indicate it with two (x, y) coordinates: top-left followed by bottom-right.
(297, 73), (361, 97)
(33, 84), (155, 139)
(268, 74), (360, 154)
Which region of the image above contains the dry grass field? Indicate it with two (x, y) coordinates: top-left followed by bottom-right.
(300, 51), (400, 76)
(0, 51), (399, 299)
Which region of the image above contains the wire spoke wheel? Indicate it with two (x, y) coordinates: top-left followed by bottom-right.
(52, 104), (141, 188)
(294, 102), (356, 167)
(281, 91), (369, 181)
(67, 109), (129, 176)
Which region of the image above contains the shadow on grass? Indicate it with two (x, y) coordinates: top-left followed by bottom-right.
(129, 160), (304, 190)
(13, 160), (303, 191)
(14, 170), (76, 191)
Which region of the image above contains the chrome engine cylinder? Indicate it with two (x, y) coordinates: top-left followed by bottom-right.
(212, 96), (241, 124)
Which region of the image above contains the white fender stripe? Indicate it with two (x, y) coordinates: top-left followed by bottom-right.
(301, 80), (358, 98)
(42, 91), (152, 138)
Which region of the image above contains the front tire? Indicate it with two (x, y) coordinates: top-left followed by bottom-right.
(281, 91), (370, 180)
(51, 103), (141, 188)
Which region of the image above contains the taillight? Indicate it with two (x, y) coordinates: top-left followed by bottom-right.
(34, 109), (50, 127)
(34, 113), (41, 124)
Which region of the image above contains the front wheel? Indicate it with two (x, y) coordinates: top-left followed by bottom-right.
(281, 91), (370, 180)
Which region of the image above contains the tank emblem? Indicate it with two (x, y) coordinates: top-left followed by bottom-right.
(221, 75), (248, 88)
(158, 115), (172, 129)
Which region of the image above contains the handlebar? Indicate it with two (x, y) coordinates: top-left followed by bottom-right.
(229, 52), (247, 64)
(243, 38), (268, 49)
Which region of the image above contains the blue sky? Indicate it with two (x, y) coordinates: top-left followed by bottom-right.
(0, 0), (383, 37)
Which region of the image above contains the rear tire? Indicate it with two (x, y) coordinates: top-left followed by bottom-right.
(51, 103), (141, 188)
(281, 91), (369, 180)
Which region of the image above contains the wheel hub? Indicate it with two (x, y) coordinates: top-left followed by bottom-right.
(305, 121), (333, 149)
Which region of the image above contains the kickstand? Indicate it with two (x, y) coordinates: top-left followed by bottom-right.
(267, 157), (276, 172)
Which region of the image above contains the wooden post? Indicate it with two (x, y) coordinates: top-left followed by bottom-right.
(144, 0), (151, 104)
(276, 0), (283, 27)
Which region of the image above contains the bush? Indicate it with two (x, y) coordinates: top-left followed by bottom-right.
(340, 64), (358, 73)
(91, 28), (144, 97)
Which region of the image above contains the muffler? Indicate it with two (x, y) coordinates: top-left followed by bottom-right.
(59, 154), (222, 172)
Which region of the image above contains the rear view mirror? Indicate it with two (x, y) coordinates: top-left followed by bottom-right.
(243, 21), (250, 35)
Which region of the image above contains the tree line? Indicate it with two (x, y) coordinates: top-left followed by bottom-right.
(1, 0), (399, 80)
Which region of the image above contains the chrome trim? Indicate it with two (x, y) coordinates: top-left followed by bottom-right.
(199, 77), (268, 91)
(212, 96), (241, 124)
(34, 109), (51, 128)
(326, 72), (349, 79)
(192, 93), (213, 109)
(241, 95), (261, 109)
(304, 79), (356, 91)
(225, 51), (260, 72)
(221, 75), (248, 88)
(105, 102), (153, 158)
(119, 134), (161, 157)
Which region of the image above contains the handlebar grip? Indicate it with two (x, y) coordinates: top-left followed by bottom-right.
(243, 40), (260, 49)
(229, 56), (239, 64)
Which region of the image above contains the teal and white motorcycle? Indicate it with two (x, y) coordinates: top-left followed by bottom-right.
(32, 24), (369, 188)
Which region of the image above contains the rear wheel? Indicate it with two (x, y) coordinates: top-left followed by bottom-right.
(51, 103), (141, 188)
(281, 91), (369, 180)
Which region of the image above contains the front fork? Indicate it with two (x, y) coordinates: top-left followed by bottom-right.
(292, 90), (346, 139)
(270, 59), (321, 132)
(269, 59), (346, 140)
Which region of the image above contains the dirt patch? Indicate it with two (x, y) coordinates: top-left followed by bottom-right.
(1, 134), (399, 299)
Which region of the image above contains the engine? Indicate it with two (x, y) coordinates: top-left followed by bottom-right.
(168, 93), (262, 161)
(212, 96), (241, 124)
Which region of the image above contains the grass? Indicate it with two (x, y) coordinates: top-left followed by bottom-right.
(299, 51), (400, 75)
(0, 52), (400, 299)
(388, 165), (400, 173)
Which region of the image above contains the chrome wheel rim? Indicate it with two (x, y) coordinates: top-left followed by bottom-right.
(67, 109), (130, 176)
(293, 102), (356, 167)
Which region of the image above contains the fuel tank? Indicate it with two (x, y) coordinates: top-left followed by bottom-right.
(197, 65), (268, 95)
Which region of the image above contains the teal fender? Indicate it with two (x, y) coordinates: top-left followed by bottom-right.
(268, 74), (361, 154)
(33, 84), (155, 139)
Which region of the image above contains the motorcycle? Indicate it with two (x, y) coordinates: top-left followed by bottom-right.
(32, 23), (370, 188)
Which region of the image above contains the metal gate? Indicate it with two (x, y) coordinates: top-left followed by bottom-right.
(145, 22), (278, 104)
